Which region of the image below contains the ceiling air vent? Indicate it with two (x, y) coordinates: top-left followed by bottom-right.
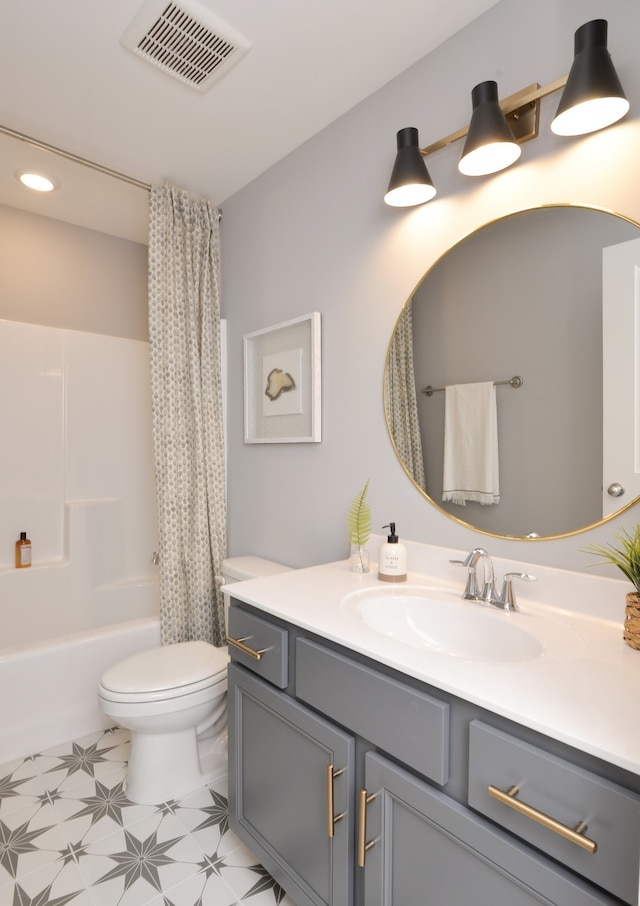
(121, 0), (251, 91)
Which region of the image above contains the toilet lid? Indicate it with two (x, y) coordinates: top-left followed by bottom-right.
(100, 640), (229, 695)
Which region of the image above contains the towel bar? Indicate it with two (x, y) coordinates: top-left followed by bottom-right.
(422, 375), (523, 397)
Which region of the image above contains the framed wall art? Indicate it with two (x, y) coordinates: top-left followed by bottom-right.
(243, 311), (321, 443)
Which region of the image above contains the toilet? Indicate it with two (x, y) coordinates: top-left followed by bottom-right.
(97, 556), (292, 804)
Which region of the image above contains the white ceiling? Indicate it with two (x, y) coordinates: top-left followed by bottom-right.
(0, 0), (499, 243)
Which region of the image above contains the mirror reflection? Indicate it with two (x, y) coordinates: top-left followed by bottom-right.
(385, 205), (640, 539)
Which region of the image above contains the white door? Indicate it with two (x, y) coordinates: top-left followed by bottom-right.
(602, 236), (640, 516)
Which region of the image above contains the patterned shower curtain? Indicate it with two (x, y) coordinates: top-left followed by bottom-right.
(385, 299), (427, 491)
(148, 184), (227, 646)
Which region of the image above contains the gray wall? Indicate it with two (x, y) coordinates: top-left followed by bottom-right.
(0, 203), (148, 339)
(221, 0), (640, 575)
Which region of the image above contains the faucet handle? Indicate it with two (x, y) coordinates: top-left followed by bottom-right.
(496, 572), (537, 612)
(450, 550), (484, 600)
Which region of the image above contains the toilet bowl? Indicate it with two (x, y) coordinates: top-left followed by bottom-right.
(98, 640), (229, 804)
(97, 556), (292, 804)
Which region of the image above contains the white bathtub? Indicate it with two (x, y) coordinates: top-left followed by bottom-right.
(0, 575), (160, 764)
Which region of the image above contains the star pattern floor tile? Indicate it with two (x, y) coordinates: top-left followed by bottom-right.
(0, 729), (296, 905)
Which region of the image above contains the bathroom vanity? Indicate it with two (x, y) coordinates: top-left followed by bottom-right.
(227, 546), (640, 906)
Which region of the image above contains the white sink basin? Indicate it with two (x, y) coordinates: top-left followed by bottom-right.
(341, 585), (550, 663)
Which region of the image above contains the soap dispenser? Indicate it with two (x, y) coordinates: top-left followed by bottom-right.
(378, 523), (407, 583)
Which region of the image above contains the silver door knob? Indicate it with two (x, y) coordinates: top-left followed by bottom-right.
(607, 482), (625, 498)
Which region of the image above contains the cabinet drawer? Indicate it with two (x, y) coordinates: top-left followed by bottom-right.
(295, 638), (449, 785)
(227, 604), (288, 688)
(468, 720), (640, 905)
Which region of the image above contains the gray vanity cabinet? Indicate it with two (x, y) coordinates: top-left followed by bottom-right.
(228, 601), (633, 906)
(361, 752), (615, 906)
(229, 663), (355, 906)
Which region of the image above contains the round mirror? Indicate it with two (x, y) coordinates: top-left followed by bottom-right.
(384, 205), (640, 540)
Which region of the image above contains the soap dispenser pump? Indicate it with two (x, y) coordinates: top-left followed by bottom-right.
(378, 523), (407, 583)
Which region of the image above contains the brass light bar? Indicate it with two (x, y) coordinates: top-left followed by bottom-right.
(420, 76), (569, 157)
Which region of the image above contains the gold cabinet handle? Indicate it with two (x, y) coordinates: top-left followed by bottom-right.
(326, 764), (346, 837)
(357, 787), (377, 867)
(488, 784), (598, 854)
(226, 635), (267, 660)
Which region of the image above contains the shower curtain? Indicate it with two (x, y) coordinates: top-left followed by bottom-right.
(385, 299), (426, 491)
(148, 184), (227, 646)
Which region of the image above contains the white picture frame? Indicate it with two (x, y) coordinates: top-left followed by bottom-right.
(244, 312), (321, 443)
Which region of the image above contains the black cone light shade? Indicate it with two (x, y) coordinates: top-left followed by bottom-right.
(383, 20), (630, 208)
(551, 19), (629, 136)
(458, 81), (521, 176)
(384, 127), (436, 207)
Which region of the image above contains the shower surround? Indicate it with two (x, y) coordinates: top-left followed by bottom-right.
(0, 319), (159, 761)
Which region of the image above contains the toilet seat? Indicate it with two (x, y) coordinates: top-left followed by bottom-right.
(99, 640), (229, 704)
(98, 672), (227, 705)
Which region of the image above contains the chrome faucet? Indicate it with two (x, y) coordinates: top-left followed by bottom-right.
(452, 550), (536, 611)
(478, 551), (499, 605)
(450, 548), (494, 602)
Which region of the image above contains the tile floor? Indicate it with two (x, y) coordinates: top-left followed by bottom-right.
(0, 727), (296, 906)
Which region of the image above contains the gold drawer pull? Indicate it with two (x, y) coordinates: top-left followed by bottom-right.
(326, 764), (346, 837)
(357, 787), (377, 867)
(488, 784), (597, 854)
(226, 635), (268, 660)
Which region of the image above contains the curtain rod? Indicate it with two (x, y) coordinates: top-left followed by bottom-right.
(0, 123), (151, 191)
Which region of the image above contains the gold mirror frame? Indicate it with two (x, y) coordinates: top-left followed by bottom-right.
(384, 203), (640, 541)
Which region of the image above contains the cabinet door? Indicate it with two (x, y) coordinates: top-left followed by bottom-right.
(229, 663), (355, 906)
(361, 752), (618, 906)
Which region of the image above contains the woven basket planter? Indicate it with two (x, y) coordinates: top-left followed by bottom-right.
(623, 592), (640, 650)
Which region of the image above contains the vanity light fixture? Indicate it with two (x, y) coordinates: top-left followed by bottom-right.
(384, 127), (437, 207)
(385, 18), (628, 208)
(551, 19), (629, 136)
(458, 81), (521, 177)
(15, 169), (60, 192)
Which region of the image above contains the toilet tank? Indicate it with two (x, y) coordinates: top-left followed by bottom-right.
(221, 556), (293, 629)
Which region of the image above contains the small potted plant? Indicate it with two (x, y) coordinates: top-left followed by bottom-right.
(586, 525), (640, 649)
(347, 480), (371, 573)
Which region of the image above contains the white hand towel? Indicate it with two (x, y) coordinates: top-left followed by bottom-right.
(442, 381), (500, 506)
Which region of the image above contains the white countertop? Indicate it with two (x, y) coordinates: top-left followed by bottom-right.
(228, 540), (640, 777)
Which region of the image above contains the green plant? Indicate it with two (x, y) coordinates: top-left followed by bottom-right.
(347, 480), (371, 548)
(585, 525), (640, 595)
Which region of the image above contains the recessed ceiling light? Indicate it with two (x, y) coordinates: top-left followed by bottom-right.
(15, 170), (60, 192)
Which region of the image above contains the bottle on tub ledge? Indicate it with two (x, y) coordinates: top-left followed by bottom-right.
(378, 523), (407, 583)
(15, 531), (32, 569)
